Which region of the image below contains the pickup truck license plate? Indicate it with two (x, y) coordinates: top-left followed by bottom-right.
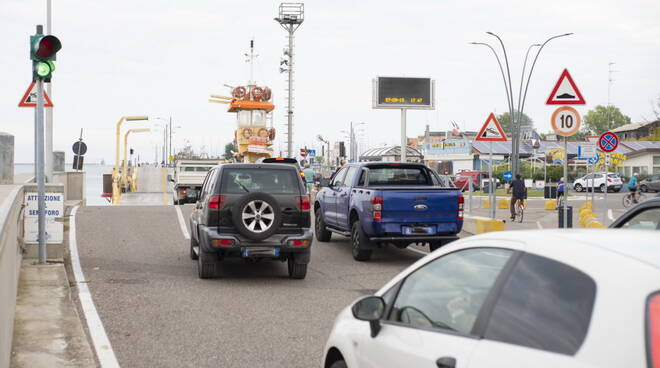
(241, 247), (280, 257)
(402, 226), (435, 235)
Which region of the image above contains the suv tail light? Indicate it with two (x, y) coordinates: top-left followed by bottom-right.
(458, 195), (464, 220)
(648, 292), (660, 368)
(371, 195), (383, 221)
(208, 195), (225, 209)
(296, 195), (310, 211)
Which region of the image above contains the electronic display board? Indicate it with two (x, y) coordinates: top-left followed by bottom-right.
(372, 77), (435, 109)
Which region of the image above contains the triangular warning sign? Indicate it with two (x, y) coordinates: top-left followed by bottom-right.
(18, 82), (54, 107)
(546, 69), (586, 105)
(475, 113), (507, 142)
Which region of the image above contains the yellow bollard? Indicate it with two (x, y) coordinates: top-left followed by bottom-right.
(545, 200), (556, 210)
(483, 199), (490, 209)
(498, 198), (509, 209)
(475, 218), (505, 233)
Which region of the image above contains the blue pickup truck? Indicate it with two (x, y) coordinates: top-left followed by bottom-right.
(314, 162), (463, 261)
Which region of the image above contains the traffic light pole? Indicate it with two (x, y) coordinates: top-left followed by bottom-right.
(36, 78), (47, 263)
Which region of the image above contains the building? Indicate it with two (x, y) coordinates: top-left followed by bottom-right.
(359, 146), (423, 162)
(617, 141), (660, 176)
(611, 120), (659, 140)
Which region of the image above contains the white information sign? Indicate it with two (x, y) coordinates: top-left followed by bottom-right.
(24, 192), (64, 244)
(578, 143), (597, 159)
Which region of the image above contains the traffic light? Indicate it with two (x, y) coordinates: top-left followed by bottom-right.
(30, 31), (61, 82)
(339, 142), (346, 157)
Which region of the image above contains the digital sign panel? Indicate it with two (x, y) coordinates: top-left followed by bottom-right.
(373, 77), (435, 109)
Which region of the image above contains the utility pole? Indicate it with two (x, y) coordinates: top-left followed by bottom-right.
(275, 3), (304, 158)
(169, 116), (172, 164)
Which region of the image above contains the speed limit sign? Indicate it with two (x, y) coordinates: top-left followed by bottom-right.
(551, 106), (581, 137)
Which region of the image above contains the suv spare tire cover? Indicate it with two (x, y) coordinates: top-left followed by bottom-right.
(231, 192), (282, 241)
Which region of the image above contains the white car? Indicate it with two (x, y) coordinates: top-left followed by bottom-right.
(573, 172), (623, 193)
(323, 230), (660, 368)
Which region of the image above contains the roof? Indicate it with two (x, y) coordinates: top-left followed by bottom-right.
(620, 140), (660, 152)
(610, 120), (658, 133)
(360, 145), (423, 158)
(471, 229), (660, 269)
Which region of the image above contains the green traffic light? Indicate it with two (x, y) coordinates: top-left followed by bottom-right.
(35, 61), (51, 77)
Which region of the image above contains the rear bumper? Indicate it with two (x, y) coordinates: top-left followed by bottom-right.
(199, 225), (313, 261)
(370, 235), (459, 243)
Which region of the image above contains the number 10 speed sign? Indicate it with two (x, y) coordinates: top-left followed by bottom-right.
(551, 106), (581, 137)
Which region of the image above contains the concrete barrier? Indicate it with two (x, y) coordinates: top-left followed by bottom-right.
(463, 215), (505, 234)
(483, 199), (490, 209)
(497, 199), (509, 209)
(545, 200), (556, 210)
(0, 133), (14, 185)
(0, 184), (25, 368)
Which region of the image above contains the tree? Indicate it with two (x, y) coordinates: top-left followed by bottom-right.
(223, 142), (237, 160)
(496, 110), (534, 134)
(582, 105), (631, 134)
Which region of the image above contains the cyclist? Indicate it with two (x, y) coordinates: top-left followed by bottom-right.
(628, 172), (640, 203)
(556, 177), (565, 208)
(507, 174), (526, 221)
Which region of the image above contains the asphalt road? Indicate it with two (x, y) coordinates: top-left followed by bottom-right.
(74, 204), (442, 368)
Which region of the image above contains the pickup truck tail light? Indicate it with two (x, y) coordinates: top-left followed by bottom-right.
(208, 195), (225, 209)
(296, 195), (311, 211)
(458, 195), (464, 221)
(371, 196), (383, 221)
(648, 292), (660, 368)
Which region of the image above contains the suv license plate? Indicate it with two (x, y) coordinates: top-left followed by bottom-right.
(241, 247), (280, 257)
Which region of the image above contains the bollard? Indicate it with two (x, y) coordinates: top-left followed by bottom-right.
(475, 218), (505, 233)
(545, 200), (556, 210)
(483, 199), (490, 209)
(497, 199), (509, 209)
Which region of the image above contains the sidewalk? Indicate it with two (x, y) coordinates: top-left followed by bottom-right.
(10, 261), (95, 368)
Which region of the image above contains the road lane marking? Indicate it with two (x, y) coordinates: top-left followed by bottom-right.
(69, 206), (121, 368)
(608, 209), (614, 221)
(175, 205), (191, 239)
(536, 221), (543, 229)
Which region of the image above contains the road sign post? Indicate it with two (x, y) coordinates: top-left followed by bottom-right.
(551, 105), (582, 229)
(597, 131), (619, 224)
(475, 113), (507, 219)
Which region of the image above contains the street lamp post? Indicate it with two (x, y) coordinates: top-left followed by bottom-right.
(113, 115), (148, 204)
(122, 128), (150, 191)
(472, 32), (572, 178)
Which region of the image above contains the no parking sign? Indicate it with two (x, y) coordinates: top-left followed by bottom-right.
(598, 131), (619, 153)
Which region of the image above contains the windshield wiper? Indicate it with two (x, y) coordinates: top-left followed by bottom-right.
(237, 182), (250, 193)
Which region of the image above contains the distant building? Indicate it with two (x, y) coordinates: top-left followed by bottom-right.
(359, 146), (423, 163)
(611, 120), (659, 140)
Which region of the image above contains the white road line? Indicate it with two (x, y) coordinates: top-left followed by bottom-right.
(407, 247), (429, 256)
(175, 205), (190, 239)
(608, 209), (614, 221)
(536, 221), (543, 229)
(69, 206), (121, 368)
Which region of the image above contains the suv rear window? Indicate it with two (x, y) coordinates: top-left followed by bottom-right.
(221, 168), (299, 194)
(367, 166), (431, 185)
(484, 252), (596, 355)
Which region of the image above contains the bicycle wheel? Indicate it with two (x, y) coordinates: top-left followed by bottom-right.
(517, 204), (524, 223)
(622, 194), (632, 208)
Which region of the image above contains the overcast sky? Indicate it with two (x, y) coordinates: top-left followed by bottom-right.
(2, 0), (659, 163)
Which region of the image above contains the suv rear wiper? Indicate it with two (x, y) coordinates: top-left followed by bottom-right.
(237, 182), (250, 193)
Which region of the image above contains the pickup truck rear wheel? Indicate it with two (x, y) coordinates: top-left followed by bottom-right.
(314, 209), (332, 242)
(351, 221), (373, 262)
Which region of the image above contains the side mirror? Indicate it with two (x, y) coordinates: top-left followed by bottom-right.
(352, 296), (385, 338)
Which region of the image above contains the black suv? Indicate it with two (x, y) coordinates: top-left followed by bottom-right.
(189, 163), (313, 279)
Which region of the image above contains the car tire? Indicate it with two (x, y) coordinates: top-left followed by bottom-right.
(190, 233), (199, 260)
(574, 184), (583, 192)
(641, 184), (648, 193)
(314, 208), (332, 242)
(351, 221), (373, 262)
(287, 257), (307, 279)
(599, 184), (606, 193)
(197, 248), (217, 279)
(329, 361), (347, 368)
(231, 192), (281, 241)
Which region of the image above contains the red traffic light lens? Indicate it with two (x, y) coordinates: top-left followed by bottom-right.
(36, 36), (61, 58)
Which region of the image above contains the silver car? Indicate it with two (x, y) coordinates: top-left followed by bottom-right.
(640, 174), (660, 192)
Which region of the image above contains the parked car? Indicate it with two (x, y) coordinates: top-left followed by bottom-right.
(189, 163), (313, 279)
(314, 162), (463, 260)
(640, 174), (660, 192)
(453, 170), (499, 191)
(573, 172), (622, 192)
(322, 229), (660, 368)
(609, 197), (660, 229)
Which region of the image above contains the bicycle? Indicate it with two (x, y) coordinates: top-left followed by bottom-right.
(513, 199), (525, 223)
(622, 191), (646, 208)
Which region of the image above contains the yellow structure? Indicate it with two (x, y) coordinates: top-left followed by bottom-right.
(483, 199), (490, 209)
(545, 200), (557, 210)
(497, 199), (509, 209)
(475, 218), (506, 233)
(577, 201), (607, 228)
(122, 128), (150, 192)
(113, 115), (148, 205)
